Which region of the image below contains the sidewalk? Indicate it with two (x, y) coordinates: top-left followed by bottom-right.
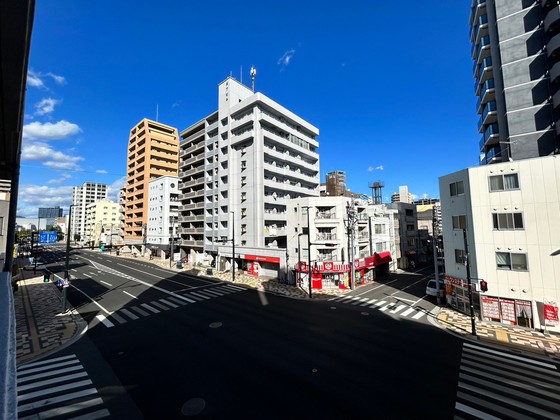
(436, 307), (560, 360)
(13, 251), (560, 364)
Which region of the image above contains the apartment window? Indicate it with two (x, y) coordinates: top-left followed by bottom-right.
(241, 176), (247, 187)
(455, 249), (466, 264)
(407, 238), (415, 246)
(492, 213), (523, 230)
(241, 224), (247, 234)
(375, 224), (384, 234)
(0, 217), (3, 235)
(241, 192), (247, 202)
(450, 181), (464, 197)
(406, 224), (414, 231)
(241, 208), (247, 217)
(489, 173), (519, 192)
(376, 243), (384, 252)
(452, 215), (467, 230)
(496, 252), (527, 271)
(241, 161), (247, 170)
(405, 209), (413, 217)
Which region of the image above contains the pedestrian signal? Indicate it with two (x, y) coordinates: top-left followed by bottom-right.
(43, 274), (50, 283)
(480, 280), (488, 292)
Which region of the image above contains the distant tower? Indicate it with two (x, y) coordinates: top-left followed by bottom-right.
(369, 181), (384, 204)
(250, 66), (256, 92)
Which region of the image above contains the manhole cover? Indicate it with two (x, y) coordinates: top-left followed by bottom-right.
(209, 322), (222, 328)
(361, 312), (370, 316)
(182, 398), (206, 416)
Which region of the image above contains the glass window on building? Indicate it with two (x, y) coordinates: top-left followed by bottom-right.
(452, 215), (467, 230)
(489, 173), (519, 192)
(496, 252), (527, 270)
(492, 212), (523, 230)
(450, 181), (464, 197)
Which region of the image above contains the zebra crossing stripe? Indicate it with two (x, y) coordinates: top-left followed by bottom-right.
(184, 294), (204, 301)
(215, 286), (234, 294)
(351, 297), (369, 305)
(17, 364), (84, 383)
(17, 357), (79, 376)
(70, 408), (111, 420)
(129, 306), (150, 317)
(95, 314), (114, 328)
(23, 396), (106, 419)
(167, 296), (188, 305)
(400, 307), (416, 317)
(390, 304), (407, 314)
(224, 284), (245, 291)
(360, 299), (377, 306)
(110, 312), (127, 324)
(159, 298), (179, 308)
(174, 294), (196, 303)
(18, 355), (77, 371)
(120, 308), (139, 320)
(372, 300), (386, 308)
(201, 289), (223, 297)
(17, 372), (88, 392)
(190, 291), (212, 300)
(18, 388), (98, 413)
(17, 379), (93, 403)
(141, 303), (160, 313)
(412, 310), (425, 320)
(150, 301), (172, 311)
(379, 304), (394, 312)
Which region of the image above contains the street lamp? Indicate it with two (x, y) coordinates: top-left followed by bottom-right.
(297, 232), (303, 287)
(170, 215), (176, 268)
(230, 211), (235, 283)
(344, 202), (358, 290)
(63, 204), (75, 312)
(462, 229), (476, 336)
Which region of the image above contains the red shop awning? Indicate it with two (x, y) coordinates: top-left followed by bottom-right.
(373, 252), (392, 265)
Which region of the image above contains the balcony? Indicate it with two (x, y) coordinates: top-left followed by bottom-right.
(231, 129), (254, 146)
(482, 146), (502, 165)
(544, 6), (560, 33)
(477, 101), (497, 132)
(476, 79), (495, 113)
(548, 32), (560, 58)
(470, 0), (486, 30)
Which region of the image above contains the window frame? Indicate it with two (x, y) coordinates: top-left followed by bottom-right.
(489, 173), (519, 192)
(452, 215), (467, 230)
(496, 251), (527, 271)
(492, 212), (524, 231)
(450, 181), (465, 197)
(454, 249), (466, 264)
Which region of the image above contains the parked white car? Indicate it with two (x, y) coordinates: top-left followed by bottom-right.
(426, 278), (445, 297)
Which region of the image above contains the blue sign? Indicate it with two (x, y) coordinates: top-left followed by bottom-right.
(57, 279), (62, 286)
(39, 231), (57, 244)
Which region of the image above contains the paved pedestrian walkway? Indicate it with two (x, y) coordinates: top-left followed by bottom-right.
(436, 307), (560, 360)
(12, 251), (560, 365)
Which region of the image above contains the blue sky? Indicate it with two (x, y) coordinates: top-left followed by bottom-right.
(19, 0), (476, 217)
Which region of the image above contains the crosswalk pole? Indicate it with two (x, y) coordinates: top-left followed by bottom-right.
(463, 229), (477, 336)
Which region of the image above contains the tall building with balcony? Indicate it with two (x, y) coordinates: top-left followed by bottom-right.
(146, 176), (180, 255)
(124, 118), (179, 252)
(325, 170), (347, 196)
(84, 199), (120, 247)
(437, 0), (560, 333)
(178, 77), (320, 271)
(472, 0), (560, 165)
(71, 182), (108, 243)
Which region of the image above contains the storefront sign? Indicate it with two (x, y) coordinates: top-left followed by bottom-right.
(444, 275), (467, 288)
(481, 296), (500, 320)
(544, 300), (559, 326)
(243, 254), (280, 263)
(500, 299), (516, 324)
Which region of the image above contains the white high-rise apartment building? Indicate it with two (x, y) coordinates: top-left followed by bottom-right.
(71, 182), (108, 243)
(179, 77), (320, 271)
(84, 199), (120, 247)
(146, 176), (180, 252)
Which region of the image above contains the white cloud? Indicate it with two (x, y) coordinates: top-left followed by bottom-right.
(17, 184), (74, 218)
(107, 176), (126, 202)
(411, 194), (419, 200)
(96, 169), (108, 174)
(46, 72), (66, 85)
(23, 120), (81, 141)
(47, 174), (72, 185)
(27, 70), (45, 89)
(34, 98), (61, 116)
(172, 100), (181, 108)
(22, 142), (84, 171)
(277, 49), (296, 68)
(367, 165), (384, 172)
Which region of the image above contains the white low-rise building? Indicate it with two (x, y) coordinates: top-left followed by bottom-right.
(146, 176), (180, 258)
(439, 155), (560, 332)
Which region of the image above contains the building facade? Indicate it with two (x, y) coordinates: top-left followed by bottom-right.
(285, 197), (395, 290)
(440, 156), (560, 332)
(391, 185), (413, 204)
(124, 119), (179, 251)
(178, 77), (321, 271)
(84, 199), (121, 247)
(472, 0), (560, 165)
(146, 176), (180, 256)
(71, 182), (108, 243)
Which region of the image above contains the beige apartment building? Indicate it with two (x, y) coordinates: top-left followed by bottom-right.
(124, 118), (179, 251)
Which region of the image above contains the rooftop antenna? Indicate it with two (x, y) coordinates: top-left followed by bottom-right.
(250, 66), (256, 92)
(156, 104), (159, 122)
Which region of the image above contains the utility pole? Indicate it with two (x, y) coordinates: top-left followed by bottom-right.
(345, 202), (357, 290)
(306, 207), (312, 298)
(230, 211), (235, 282)
(63, 204), (75, 312)
(463, 229), (477, 336)
(170, 216), (175, 268)
(433, 208), (441, 305)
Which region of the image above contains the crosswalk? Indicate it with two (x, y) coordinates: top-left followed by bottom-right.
(17, 354), (109, 419)
(96, 283), (246, 328)
(327, 295), (428, 321)
(455, 341), (560, 419)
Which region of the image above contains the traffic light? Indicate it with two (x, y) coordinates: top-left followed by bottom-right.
(43, 273), (50, 283)
(480, 280), (488, 292)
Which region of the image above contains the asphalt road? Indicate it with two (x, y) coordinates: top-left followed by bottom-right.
(27, 248), (560, 419)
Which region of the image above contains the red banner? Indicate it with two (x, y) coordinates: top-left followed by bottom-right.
(544, 300), (559, 326)
(500, 299), (516, 324)
(243, 254), (280, 263)
(481, 296), (500, 320)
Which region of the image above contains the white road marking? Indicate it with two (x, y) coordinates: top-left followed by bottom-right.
(400, 307), (416, 317)
(360, 299), (377, 306)
(372, 300), (386, 308)
(95, 314), (114, 328)
(120, 309), (139, 320)
(141, 303), (160, 313)
(412, 310), (425, 320)
(100, 280), (112, 286)
(390, 304), (407, 314)
(123, 290), (137, 299)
